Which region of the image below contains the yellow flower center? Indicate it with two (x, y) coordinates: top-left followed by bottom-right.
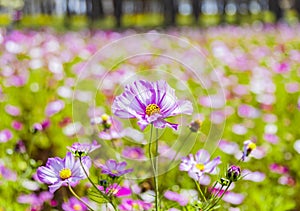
(196, 163), (205, 171)
(248, 142), (256, 150)
(59, 168), (72, 180)
(101, 114), (109, 121)
(145, 104), (160, 116)
(73, 204), (82, 211)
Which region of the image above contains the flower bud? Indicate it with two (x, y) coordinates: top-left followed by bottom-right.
(226, 165), (241, 182)
(189, 120), (202, 132)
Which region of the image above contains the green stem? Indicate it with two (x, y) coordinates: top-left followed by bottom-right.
(79, 157), (119, 211)
(154, 128), (160, 210)
(206, 182), (232, 211)
(194, 180), (207, 202)
(148, 124), (159, 211)
(68, 184), (95, 211)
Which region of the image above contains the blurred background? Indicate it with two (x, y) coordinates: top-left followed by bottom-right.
(1, 0), (300, 29)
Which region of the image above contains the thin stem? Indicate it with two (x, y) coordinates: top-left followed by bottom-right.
(206, 182), (232, 211)
(68, 184), (95, 211)
(79, 157), (119, 211)
(154, 128), (160, 210)
(148, 124), (159, 211)
(194, 180), (206, 202)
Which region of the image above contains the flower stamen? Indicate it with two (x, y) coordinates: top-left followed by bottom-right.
(59, 168), (72, 180)
(196, 163), (205, 171)
(145, 104), (160, 116)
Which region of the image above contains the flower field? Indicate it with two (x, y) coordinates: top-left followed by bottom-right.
(1, 24), (300, 211)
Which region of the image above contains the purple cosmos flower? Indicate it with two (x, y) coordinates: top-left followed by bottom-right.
(180, 149), (221, 181)
(0, 129), (12, 143)
(98, 183), (131, 197)
(37, 152), (91, 193)
(67, 140), (100, 157)
(119, 199), (152, 211)
(97, 159), (133, 177)
(112, 80), (193, 130)
(122, 146), (145, 159)
(62, 197), (89, 211)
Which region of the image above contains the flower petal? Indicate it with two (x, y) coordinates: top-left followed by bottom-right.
(195, 150), (210, 164)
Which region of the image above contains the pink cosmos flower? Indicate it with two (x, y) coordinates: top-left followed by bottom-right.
(119, 199), (152, 211)
(164, 190), (189, 206)
(0, 129), (12, 143)
(62, 197), (89, 211)
(37, 152), (91, 193)
(112, 80), (193, 130)
(98, 183), (131, 197)
(45, 100), (65, 117)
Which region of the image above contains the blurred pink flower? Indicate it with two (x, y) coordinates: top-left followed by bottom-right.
(45, 100), (65, 116)
(0, 129), (12, 143)
(5, 104), (20, 116)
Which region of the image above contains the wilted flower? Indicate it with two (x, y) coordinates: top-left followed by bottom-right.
(37, 152), (91, 193)
(119, 199), (152, 211)
(67, 140), (100, 157)
(62, 197), (89, 211)
(242, 140), (257, 160)
(112, 80), (193, 130)
(97, 159), (133, 177)
(226, 165), (241, 182)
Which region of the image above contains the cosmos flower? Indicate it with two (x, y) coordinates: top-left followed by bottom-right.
(62, 197), (89, 211)
(119, 199), (152, 211)
(112, 80), (193, 130)
(164, 190), (189, 206)
(67, 140), (100, 157)
(37, 152), (91, 193)
(98, 183), (131, 197)
(180, 149), (221, 181)
(242, 140), (257, 161)
(122, 146), (145, 160)
(96, 159), (133, 177)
